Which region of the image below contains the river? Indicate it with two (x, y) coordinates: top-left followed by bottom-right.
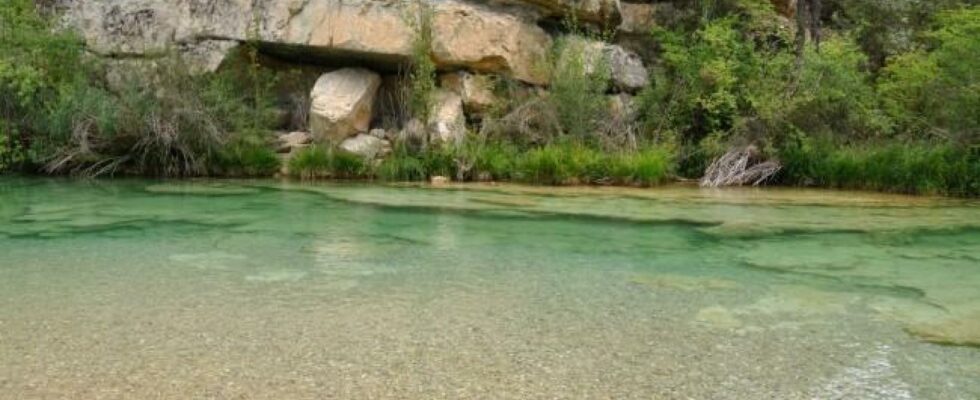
(1, 178), (978, 399)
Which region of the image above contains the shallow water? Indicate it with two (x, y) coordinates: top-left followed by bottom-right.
(1, 178), (978, 399)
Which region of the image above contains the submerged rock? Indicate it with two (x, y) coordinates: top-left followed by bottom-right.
(904, 313), (980, 347)
(695, 306), (743, 329)
(144, 183), (260, 196)
(631, 274), (739, 292)
(309, 68), (381, 144)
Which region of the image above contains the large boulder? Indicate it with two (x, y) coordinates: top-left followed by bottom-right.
(558, 38), (649, 93)
(275, 131), (313, 154)
(440, 71), (498, 117)
(427, 89), (467, 145)
(309, 68), (382, 143)
(339, 134), (385, 159)
(431, 1), (552, 85)
(603, 44), (649, 92)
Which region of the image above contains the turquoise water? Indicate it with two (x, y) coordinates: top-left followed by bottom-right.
(1, 178), (978, 399)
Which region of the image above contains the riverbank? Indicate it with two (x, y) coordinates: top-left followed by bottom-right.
(280, 140), (979, 197)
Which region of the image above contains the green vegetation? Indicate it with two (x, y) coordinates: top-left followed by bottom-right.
(634, 0), (979, 196)
(290, 138), (673, 186)
(406, 0), (437, 125)
(1, 0), (978, 196)
(779, 140), (979, 196)
(0, 0), (283, 177)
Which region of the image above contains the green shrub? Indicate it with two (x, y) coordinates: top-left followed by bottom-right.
(550, 36), (611, 141)
(879, 7), (980, 143)
(1, 0), (92, 172)
(406, 1), (437, 124)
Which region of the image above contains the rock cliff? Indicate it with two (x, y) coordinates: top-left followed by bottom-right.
(50, 0), (787, 154)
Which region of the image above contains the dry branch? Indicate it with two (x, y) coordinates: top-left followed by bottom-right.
(700, 145), (782, 187)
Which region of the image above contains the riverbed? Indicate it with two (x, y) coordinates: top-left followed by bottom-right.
(1, 178), (978, 399)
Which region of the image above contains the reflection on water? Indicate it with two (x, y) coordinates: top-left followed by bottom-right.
(0, 177), (978, 399)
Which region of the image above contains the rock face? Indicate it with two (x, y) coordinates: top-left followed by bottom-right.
(58, 0), (656, 153)
(60, 0), (554, 85)
(309, 68), (382, 143)
(428, 89), (467, 145)
(431, 1), (552, 85)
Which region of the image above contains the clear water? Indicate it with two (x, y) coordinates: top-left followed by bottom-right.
(1, 178), (978, 399)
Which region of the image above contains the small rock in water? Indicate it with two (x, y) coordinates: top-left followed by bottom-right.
(695, 306), (743, 329)
(245, 270), (307, 283)
(430, 176), (450, 186)
(630, 274), (739, 292)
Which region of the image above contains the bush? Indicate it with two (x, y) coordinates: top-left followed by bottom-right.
(0, 0), (91, 172)
(405, 1), (437, 125)
(879, 7), (980, 143)
(550, 36), (611, 141)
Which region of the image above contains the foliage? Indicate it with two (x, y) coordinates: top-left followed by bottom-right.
(405, 1), (437, 125)
(377, 143), (427, 181)
(0, 0), (90, 172)
(550, 36), (611, 141)
(823, 0), (963, 71)
(215, 142), (280, 177)
(878, 6), (980, 144)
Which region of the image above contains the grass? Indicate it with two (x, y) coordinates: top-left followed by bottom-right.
(215, 141), (281, 177)
(288, 145), (368, 180)
(288, 139), (675, 187)
(778, 140), (980, 196)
